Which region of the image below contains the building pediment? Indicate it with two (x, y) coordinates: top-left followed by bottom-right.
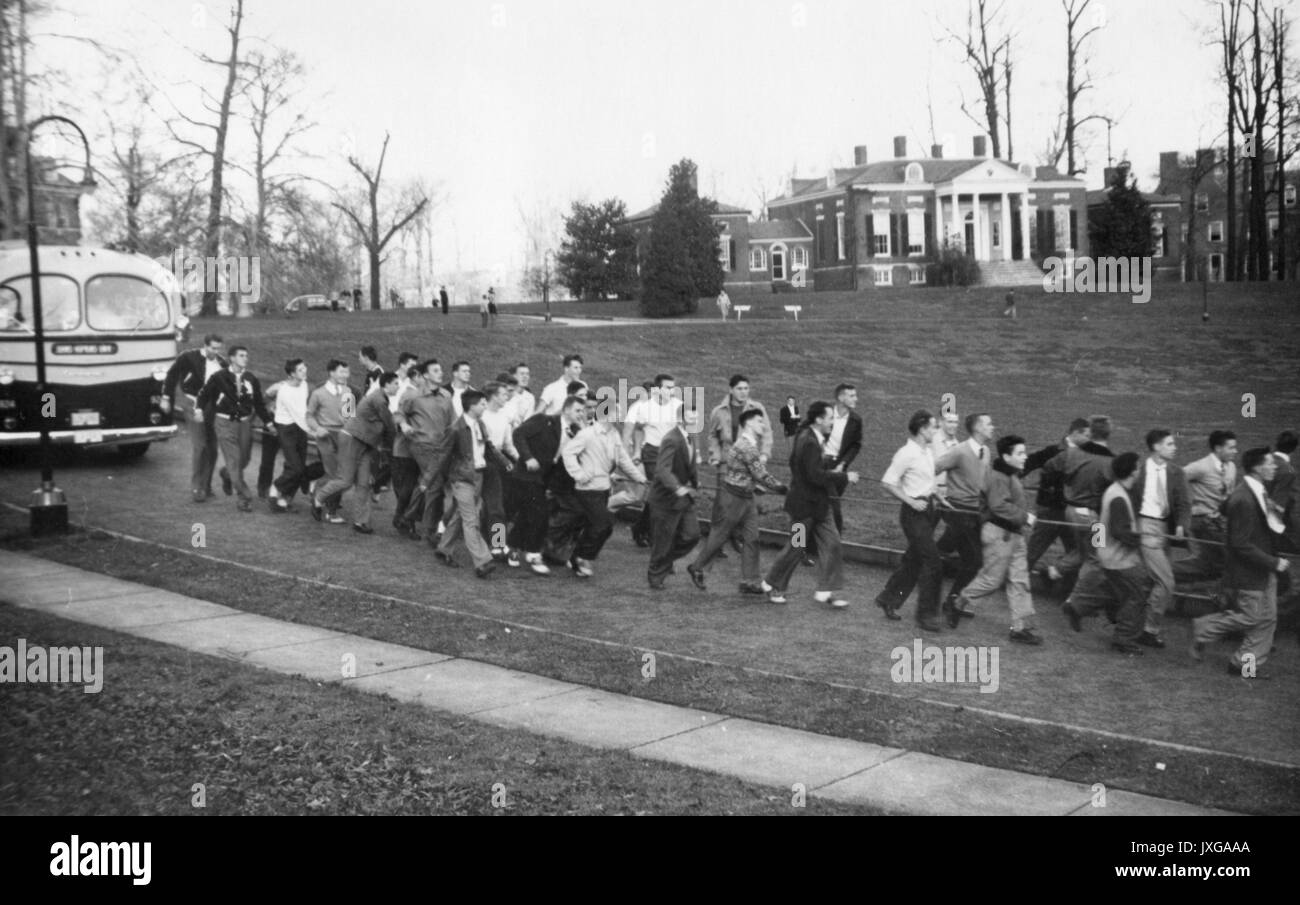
(942, 159), (1032, 188)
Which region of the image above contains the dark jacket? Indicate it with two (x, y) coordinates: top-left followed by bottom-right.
(1023, 441), (1065, 509)
(828, 410), (864, 470)
(343, 389), (396, 449)
(164, 348), (227, 400)
(784, 427), (848, 521)
(1224, 481), (1283, 591)
(513, 412), (576, 493)
(1127, 458), (1192, 535)
(1269, 455), (1299, 546)
(194, 368), (271, 423)
(779, 404), (800, 437)
(648, 426), (700, 510)
(1041, 440), (1115, 510)
(430, 415), (512, 485)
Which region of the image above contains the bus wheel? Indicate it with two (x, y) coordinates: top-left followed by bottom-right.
(116, 442), (151, 459)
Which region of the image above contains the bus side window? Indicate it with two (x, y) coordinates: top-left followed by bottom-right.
(0, 285), (21, 328)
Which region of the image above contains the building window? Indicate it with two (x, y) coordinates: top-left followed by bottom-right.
(1054, 209), (1070, 252)
(1269, 216), (1279, 239)
(907, 212), (925, 255)
(1195, 192), (1209, 212)
(909, 266), (926, 285)
(1208, 221), (1224, 243)
(1286, 184), (1296, 207)
(873, 267), (892, 286)
(719, 237), (731, 271)
(1152, 225), (1165, 258)
(872, 212), (890, 256)
(905, 162), (923, 184)
(772, 245), (787, 281)
(1209, 253), (1223, 280)
(792, 246), (808, 271)
(749, 247), (766, 271)
(836, 212), (845, 261)
(992, 220), (1001, 248)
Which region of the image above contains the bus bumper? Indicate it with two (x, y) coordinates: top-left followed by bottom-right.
(0, 424), (179, 448)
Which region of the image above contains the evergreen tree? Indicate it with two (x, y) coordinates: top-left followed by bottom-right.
(640, 159), (723, 317)
(556, 198), (637, 300)
(1089, 163), (1154, 258)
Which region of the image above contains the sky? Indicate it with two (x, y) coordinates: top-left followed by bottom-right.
(30, 0), (1290, 296)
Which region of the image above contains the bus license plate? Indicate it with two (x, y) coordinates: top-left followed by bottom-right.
(71, 411), (100, 427)
(74, 430), (103, 444)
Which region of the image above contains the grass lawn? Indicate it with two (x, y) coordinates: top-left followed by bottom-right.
(0, 603), (877, 815)
(2, 282), (1297, 814)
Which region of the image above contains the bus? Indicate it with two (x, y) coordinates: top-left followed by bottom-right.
(0, 242), (180, 457)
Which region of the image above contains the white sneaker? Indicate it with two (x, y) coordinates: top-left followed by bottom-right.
(760, 581), (772, 593)
(268, 486), (281, 499)
(570, 556), (594, 578)
(525, 552), (551, 575)
(507, 551), (521, 568)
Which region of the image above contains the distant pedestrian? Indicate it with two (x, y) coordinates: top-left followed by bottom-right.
(440, 285), (449, 315)
(1003, 289), (1017, 319)
(480, 290), (491, 327)
(778, 396), (799, 438)
(352, 288), (362, 311)
(716, 289), (731, 320)
(486, 287), (498, 325)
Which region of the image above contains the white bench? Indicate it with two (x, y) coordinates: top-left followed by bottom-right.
(733, 305), (752, 320)
(783, 305), (803, 321)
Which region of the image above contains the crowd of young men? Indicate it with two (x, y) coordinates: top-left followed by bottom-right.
(165, 336), (1297, 677)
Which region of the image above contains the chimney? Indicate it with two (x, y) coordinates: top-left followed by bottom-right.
(1195, 148), (1215, 171)
(893, 135), (908, 158)
(931, 144), (943, 159)
(854, 145), (868, 166)
(972, 136), (987, 158)
(688, 169), (698, 194)
(1158, 151), (1180, 184)
(1103, 167), (1118, 188)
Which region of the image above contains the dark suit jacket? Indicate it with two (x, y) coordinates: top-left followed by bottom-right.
(163, 348), (227, 400)
(1269, 455), (1299, 546)
(828, 410), (863, 470)
(779, 404), (799, 437)
(1225, 481), (1283, 591)
(1127, 458), (1191, 535)
(648, 427), (699, 510)
(430, 415), (511, 485)
(194, 368), (272, 424)
(1023, 441), (1065, 509)
(785, 427), (848, 521)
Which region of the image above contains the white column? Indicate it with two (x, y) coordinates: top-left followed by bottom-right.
(971, 192), (982, 260)
(1000, 192), (1011, 262)
(950, 191), (960, 252)
(1019, 193), (1032, 261)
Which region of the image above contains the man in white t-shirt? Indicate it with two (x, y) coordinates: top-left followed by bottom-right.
(507, 362), (536, 428)
(538, 354), (587, 415)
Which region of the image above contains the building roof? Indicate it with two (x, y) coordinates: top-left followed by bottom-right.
(1085, 189), (1183, 207)
(769, 158), (1084, 205)
(623, 200), (751, 223)
(747, 219), (812, 240)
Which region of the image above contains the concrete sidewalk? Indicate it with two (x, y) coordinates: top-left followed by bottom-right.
(0, 548), (1232, 816)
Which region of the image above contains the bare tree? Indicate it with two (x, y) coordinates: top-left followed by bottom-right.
(237, 47), (313, 261)
(1217, 0), (1246, 280)
(945, 0), (1011, 159)
(1060, 0), (1108, 175)
(331, 132), (429, 311)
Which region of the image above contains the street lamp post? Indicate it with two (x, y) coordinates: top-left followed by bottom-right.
(25, 115), (96, 536)
(543, 249), (553, 323)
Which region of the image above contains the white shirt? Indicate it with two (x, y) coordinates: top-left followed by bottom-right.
(627, 394), (682, 448)
(197, 354), (222, 393)
(1140, 457), (1170, 519)
(389, 377), (413, 413)
(273, 381), (309, 430)
(930, 431), (958, 495)
(540, 377), (585, 415)
(883, 437), (935, 499)
(508, 389), (535, 428)
(466, 415), (487, 469)
(480, 406), (517, 460)
(450, 385), (468, 417)
(824, 409), (850, 459)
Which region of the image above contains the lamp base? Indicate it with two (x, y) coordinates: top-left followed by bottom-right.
(30, 486), (68, 536)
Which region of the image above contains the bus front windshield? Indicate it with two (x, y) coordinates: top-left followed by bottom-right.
(0, 276), (80, 332)
(86, 275), (171, 332)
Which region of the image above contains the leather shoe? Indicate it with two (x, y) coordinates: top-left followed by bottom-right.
(434, 550), (460, 568)
(875, 597), (901, 621)
(631, 528), (650, 548)
(1136, 631), (1166, 649)
(943, 595), (961, 629)
(192, 490), (207, 503)
(686, 564), (706, 591)
(916, 618), (943, 633)
(220, 467), (233, 496)
(352, 523), (374, 535)
(475, 562), (495, 579)
(1009, 628), (1044, 645)
(311, 500), (323, 521)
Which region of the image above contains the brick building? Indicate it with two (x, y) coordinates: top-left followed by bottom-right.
(1144, 148), (1299, 281)
(765, 136), (1090, 291)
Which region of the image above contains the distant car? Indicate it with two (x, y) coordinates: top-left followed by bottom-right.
(284, 294), (330, 315)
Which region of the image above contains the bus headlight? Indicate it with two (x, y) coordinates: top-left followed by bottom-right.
(2, 416), (16, 430)
(149, 413), (163, 425)
(152, 366), (168, 382)
(0, 367), (14, 386)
